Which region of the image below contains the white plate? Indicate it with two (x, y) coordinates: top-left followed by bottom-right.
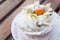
(11, 10), (60, 40)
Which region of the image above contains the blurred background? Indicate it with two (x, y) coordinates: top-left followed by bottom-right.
(0, 0), (60, 40)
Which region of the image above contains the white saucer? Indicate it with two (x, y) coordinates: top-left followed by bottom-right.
(11, 9), (60, 40)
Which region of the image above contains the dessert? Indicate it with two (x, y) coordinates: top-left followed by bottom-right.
(19, 3), (53, 32)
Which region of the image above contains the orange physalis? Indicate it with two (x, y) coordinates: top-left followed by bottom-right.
(34, 6), (44, 15)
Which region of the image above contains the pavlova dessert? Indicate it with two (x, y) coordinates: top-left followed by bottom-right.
(19, 2), (53, 34)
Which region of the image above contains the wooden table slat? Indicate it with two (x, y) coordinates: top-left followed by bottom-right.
(0, 0), (22, 19)
(43, 0), (60, 11)
(58, 10), (60, 15)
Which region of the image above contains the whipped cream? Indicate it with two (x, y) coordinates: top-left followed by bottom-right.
(19, 3), (53, 32)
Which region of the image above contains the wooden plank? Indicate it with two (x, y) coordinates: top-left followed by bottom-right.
(0, 0), (6, 4)
(0, 0), (22, 20)
(43, 0), (60, 11)
(0, 0), (2, 2)
(0, 0), (5, 2)
(58, 10), (60, 15)
(0, 0), (34, 40)
(5, 34), (13, 40)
